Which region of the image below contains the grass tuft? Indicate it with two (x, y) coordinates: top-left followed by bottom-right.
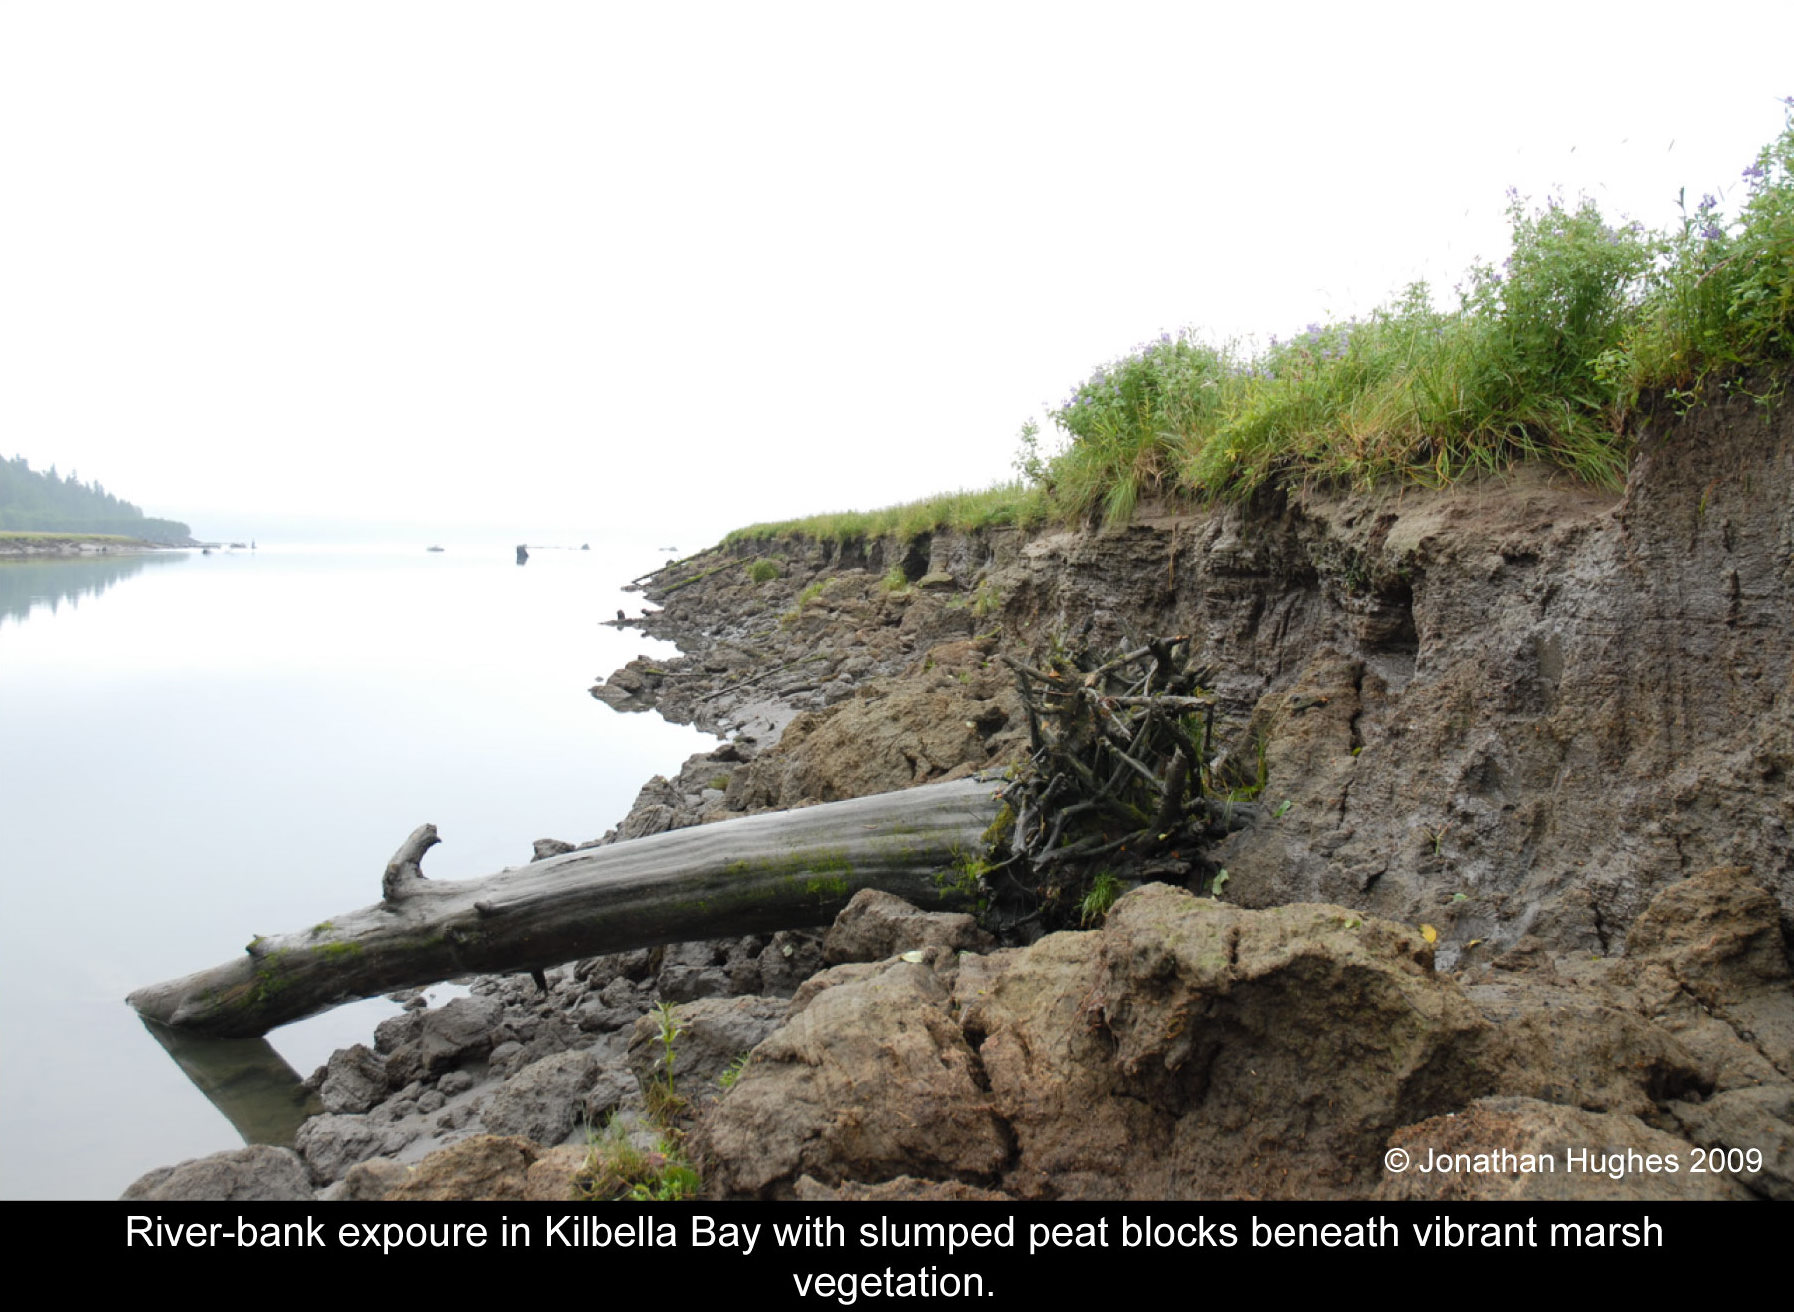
(575, 1117), (700, 1202)
(725, 483), (1050, 548)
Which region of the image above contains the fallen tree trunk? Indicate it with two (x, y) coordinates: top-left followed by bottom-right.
(129, 776), (1004, 1038)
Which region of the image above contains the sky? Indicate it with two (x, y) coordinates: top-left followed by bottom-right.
(4, 2), (1792, 548)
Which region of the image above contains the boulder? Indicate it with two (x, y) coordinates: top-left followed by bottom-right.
(323, 1157), (411, 1201)
(318, 1043), (390, 1114)
(1617, 866), (1794, 1078)
(693, 957), (1011, 1197)
(700, 884), (1495, 1199)
(525, 1144), (596, 1201)
(386, 1134), (540, 1201)
(1668, 1084), (1794, 1200)
(823, 888), (995, 964)
(480, 1050), (600, 1145)
(968, 885), (1493, 1198)
(295, 1114), (404, 1185)
(121, 1145), (312, 1201)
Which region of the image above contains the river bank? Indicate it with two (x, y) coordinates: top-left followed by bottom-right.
(123, 379), (1794, 1201)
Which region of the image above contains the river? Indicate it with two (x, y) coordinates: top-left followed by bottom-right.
(0, 541), (712, 1198)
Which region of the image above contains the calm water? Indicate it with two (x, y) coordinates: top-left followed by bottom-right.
(0, 542), (711, 1198)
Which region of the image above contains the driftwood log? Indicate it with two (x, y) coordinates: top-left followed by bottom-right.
(129, 776), (1004, 1038)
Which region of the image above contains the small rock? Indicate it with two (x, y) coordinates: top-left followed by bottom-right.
(295, 1114), (402, 1186)
(823, 888), (995, 964)
(319, 1045), (390, 1116)
(481, 1050), (601, 1144)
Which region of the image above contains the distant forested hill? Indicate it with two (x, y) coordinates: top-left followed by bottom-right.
(0, 454), (192, 543)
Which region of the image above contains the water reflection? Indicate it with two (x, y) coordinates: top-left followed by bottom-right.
(0, 553), (186, 629)
(140, 1021), (321, 1147)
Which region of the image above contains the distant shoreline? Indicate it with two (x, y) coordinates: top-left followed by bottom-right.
(0, 532), (188, 559)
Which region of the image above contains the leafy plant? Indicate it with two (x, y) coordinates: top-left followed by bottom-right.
(1012, 417), (1054, 485)
(718, 1052), (751, 1091)
(1627, 102), (1794, 390)
(628, 1160), (701, 1201)
(644, 1000), (686, 1122)
(745, 558), (780, 584)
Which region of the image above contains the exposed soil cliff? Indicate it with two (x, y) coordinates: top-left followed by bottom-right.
(601, 381), (1792, 961)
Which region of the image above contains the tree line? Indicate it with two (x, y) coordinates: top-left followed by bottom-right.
(0, 454), (192, 543)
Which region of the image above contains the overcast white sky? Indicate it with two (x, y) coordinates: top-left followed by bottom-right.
(4, 2), (1791, 547)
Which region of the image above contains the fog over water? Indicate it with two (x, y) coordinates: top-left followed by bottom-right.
(0, 543), (712, 1198)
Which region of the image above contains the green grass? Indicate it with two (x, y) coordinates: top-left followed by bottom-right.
(568, 1000), (706, 1201)
(575, 1117), (700, 1202)
(725, 483), (1050, 547)
(1044, 108), (1794, 522)
(716, 108), (1794, 548)
(1079, 870), (1121, 926)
